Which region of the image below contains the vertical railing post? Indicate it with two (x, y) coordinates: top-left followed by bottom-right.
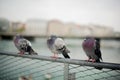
(68, 73), (76, 80)
(64, 63), (69, 80)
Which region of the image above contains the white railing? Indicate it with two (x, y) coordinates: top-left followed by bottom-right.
(0, 51), (120, 80)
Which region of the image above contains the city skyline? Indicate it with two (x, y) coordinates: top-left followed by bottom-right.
(0, 0), (120, 32)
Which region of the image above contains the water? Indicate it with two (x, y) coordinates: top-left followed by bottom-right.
(0, 38), (120, 63)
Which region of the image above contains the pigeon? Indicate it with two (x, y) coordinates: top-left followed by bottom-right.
(82, 37), (103, 70)
(47, 35), (70, 58)
(13, 34), (38, 55)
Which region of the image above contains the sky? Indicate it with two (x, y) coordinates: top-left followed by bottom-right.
(0, 0), (120, 32)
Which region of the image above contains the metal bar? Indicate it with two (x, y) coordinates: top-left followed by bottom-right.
(0, 51), (120, 70)
(64, 63), (69, 80)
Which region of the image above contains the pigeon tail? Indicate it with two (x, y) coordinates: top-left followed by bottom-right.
(27, 46), (38, 55)
(95, 59), (103, 70)
(58, 46), (70, 58)
(62, 50), (70, 58)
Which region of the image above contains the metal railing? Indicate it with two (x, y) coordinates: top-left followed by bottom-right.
(0, 51), (120, 80)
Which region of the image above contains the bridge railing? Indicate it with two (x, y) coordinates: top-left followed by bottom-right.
(0, 51), (120, 80)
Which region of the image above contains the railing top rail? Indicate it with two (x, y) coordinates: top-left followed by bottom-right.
(0, 51), (120, 70)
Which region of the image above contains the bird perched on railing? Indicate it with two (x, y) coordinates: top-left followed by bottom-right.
(82, 37), (103, 70)
(47, 35), (70, 59)
(13, 34), (38, 55)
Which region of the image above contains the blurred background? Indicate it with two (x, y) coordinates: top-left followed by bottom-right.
(0, 0), (120, 80)
(0, 0), (120, 65)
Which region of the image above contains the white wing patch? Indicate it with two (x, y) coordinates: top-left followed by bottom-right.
(54, 38), (65, 50)
(26, 39), (32, 47)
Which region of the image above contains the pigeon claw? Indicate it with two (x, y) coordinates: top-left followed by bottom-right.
(51, 53), (59, 60)
(51, 56), (58, 59)
(18, 51), (24, 55)
(86, 59), (96, 63)
(90, 59), (96, 63)
(86, 58), (91, 62)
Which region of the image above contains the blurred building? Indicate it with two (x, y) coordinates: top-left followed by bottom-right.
(69, 24), (91, 37)
(10, 22), (25, 33)
(25, 19), (47, 36)
(47, 20), (91, 37)
(47, 20), (114, 37)
(0, 18), (115, 38)
(0, 18), (10, 32)
(88, 24), (114, 37)
(47, 20), (70, 36)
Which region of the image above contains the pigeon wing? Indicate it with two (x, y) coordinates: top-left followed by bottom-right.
(54, 38), (65, 50)
(17, 39), (30, 51)
(95, 40), (102, 60)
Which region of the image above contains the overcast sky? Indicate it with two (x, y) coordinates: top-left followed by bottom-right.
(0, 0), (120, 32)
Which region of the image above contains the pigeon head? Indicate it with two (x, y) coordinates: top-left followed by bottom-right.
(85, 36), (94, 40)
(49, 35), (57, 40)
(15, 34), (23, 39)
